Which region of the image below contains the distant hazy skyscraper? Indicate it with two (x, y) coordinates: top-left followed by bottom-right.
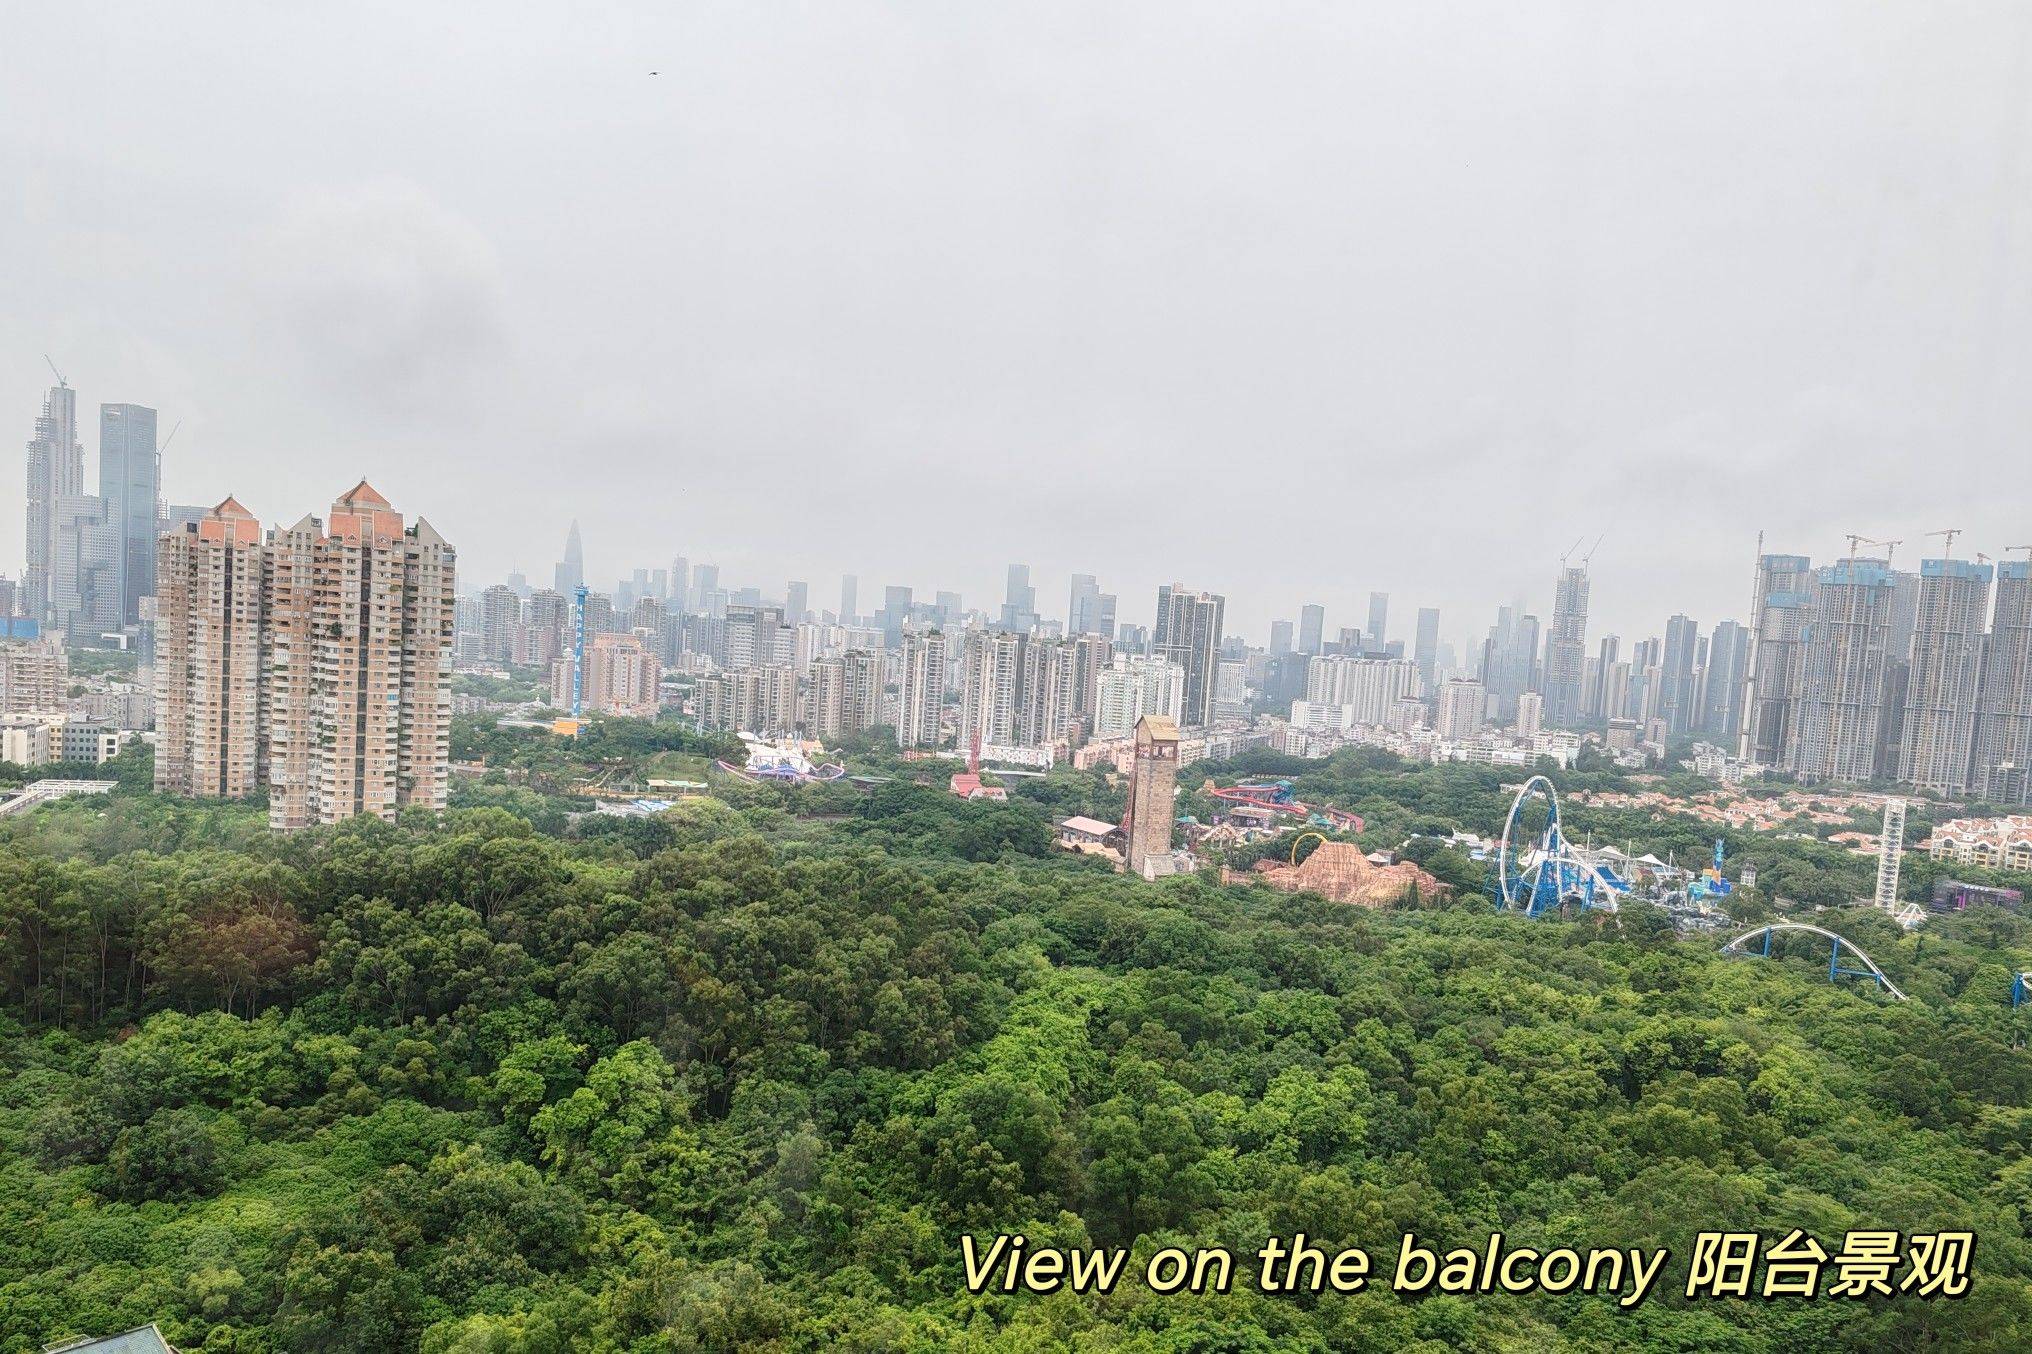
(24, 380), (83, 622)
(840, 573), (858, 624)
(1414, 607), (1440, 686)
(1069, 573), (1109, 635)
(554, 520), (584, 595)
(1698, 620), (1749, 740)
(786, 580), (809, 622)
(1659, 613), (1701, 737)
(1298, 603), (1324, 656)
(1366, 592), (1389, 645)
(1542, 567), (1589, 729)
(1000, 562), (1037, 632)
(1269, 619), (1293, 657)
(1898, 558), (1992, 794)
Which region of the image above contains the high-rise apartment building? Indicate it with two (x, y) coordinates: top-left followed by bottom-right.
(1973, 559), (2032, 803)
(1793, 557), (1894, 785)
(1897, 558), (1992, 794)
(98, 403), (160, 626)
(479, 584), (520, 663)
(0, 637), (67, 715)
(786, 580), (809, 623)
(555, 631), (661, 718)
(1739, 552), (1814, 766)
(1153, 584), (1224, 728)
(153, 484), (453, 828)
(727, 603), (785, 669)
(807, 651), (879, 740)
(1542, 567), (1589, 729)
(695, 664), (797, 736)
(1298, 655), (1421, 728)
(1436, 678), (1485, 739)
(958, 629), (1026, 748)
(1096, 654), (1184, 738)
(25, 381), (83, 622)
(896, 627), (947, 748)
(1067, 633), (1111, 730)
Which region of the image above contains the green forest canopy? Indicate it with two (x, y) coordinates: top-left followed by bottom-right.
(0, 758), (2027, 1351)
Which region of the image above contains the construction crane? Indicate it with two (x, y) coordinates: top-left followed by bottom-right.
(158, 419), (182, 457)
(1925, 528), (1962, 560)
(44, 354), (66, 388)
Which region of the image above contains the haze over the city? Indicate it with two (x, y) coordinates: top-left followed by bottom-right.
(5, 1), (2031, 645)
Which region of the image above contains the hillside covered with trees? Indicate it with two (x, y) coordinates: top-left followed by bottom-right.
(0, 770), (2029, 1351)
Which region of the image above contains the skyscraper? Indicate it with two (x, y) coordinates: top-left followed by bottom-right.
(98, 403), (159, 626)
(786, 580), (809, 622)
(554, 520), (584, 595)
(1898, 558), (1992, 794)
(1069, 573), (1113, 635)
(1000, 563), (1037, 632)
(24, 380), (83, 622)
(1542, 567), (1589, 729)
(1973, 559), (2032, 803)
(840, 573), (858, 625)
(1269, 619), (1294, 657)
(1659, 613), (1701, 737)
(1298, 603), (1324, 656)
(1793, 557), (1894, 784)
(1414, 607), (1440, 686)
(1154, 584), (1225, 728)
(1739, 552), (1814, 766)
(1698, 620), (1749, 740)
(1366, 592), (1389, 645)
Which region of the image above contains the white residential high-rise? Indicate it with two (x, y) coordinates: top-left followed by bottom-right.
(896, 627), (948, 748)
(1301, 655), (1420, 726)
(1096, 654), (1185, 739)
(1436, 678), (1485, 740)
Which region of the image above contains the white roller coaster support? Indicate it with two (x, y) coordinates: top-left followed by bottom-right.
(1719, 922), (1908, 1000)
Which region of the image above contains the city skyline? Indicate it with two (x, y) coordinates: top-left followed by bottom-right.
(8, 6), (2032, 646)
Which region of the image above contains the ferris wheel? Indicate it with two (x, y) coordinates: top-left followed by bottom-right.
(1495, 775), (1627, 917)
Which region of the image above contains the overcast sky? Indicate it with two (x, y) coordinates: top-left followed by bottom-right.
(5, 2), (2031, 651)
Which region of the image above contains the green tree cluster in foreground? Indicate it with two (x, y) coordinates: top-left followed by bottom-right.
(0, 786), (2028, 1351)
